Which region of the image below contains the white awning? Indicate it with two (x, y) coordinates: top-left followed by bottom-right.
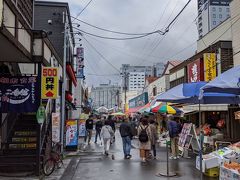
(183, 104), (229, 112)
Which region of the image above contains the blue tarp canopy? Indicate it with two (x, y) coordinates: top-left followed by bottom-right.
(155, 82), (240, 104)
(201, 65), (240, 95)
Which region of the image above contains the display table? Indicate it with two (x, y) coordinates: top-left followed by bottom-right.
(220, 166), (240, 180)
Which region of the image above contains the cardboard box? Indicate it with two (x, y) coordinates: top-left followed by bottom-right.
(196, 155), (219, 172)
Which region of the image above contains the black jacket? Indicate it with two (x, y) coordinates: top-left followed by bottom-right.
(95, 120), (103, 132)
(119, 122), (132, 138)
(86, 119), (94, 130)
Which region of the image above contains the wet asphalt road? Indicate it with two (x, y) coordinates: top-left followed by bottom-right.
(60, 130), (218, 180)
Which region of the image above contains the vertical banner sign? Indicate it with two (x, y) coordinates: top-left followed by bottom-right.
(187, 59), (202, 82)
(78, 119), (86, 137)
(66, 120), (78, 147)
(0, 76), (39, 112)
(41, 67), (58, 99)
(52, 113), (60, 142)
(76, 47), (84, 78)
(204, 53), (216, 82)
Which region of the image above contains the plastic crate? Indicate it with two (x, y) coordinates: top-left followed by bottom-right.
(204, 167), (219, 177)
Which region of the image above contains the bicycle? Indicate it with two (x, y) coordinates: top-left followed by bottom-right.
(43, 141), (64, 176)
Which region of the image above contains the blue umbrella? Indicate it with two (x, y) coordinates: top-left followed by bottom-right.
(201, 65), (240, 95)
(155, 82), (240, 104)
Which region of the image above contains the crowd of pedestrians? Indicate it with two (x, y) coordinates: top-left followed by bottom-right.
(83, 114), (183, 163)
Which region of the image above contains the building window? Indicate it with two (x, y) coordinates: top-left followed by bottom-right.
(213, 21), (216, 25)
(219, 7), (222, 12)
(226, 8), (230, 12)
(219, 14), (222, 18)
(227, 14), (230, 18)
(213, 7), (216, 11)
(213, 14), (216, 18)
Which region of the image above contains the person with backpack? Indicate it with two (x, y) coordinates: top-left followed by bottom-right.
(95, 118), (103, 144)
(167, 115), (180, 160)
(119, 118), (133, 159)
(100, 121), (114, 156)
(137, 117), (152, 163)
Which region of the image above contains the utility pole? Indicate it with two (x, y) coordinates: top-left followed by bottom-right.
(60, 12), (67, 152)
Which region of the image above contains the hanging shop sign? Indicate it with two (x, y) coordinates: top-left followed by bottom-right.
(204, 53), (217, 82)
(235, 111), (240, 120)
(76, 68), (84, 79)
(36, 105), (45, 124)
(0, 76), (40, 112)
(65, 119), (78, 147)
(187, 59), (204, 82)
(78, 119), (86, 137)
(76, 47), (84, 78)
(129, 92), (148, 108)
(41, 67), (58, 99)
(52, 113), (60, 142)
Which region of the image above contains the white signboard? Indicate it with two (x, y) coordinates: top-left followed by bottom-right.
(52, 113), (60, 142)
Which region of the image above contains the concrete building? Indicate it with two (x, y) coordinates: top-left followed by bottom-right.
(34, 1), (77, 119)
(91, 84), (121, 110)
(154, 62), (165, 77)
(198, 0), (231, 38)
(230, 0), (240, 66)
(120, 64), (153, 91)
(128, 72), (145, 91)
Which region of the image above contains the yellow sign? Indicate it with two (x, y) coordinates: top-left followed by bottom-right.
(204, 53), (217, 82)
(41, 67), (58, 99)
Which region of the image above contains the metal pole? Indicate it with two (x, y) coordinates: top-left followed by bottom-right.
(124, 71), (127, 112)
(199, 101), (203, 180)
(60, 12), (67, 153)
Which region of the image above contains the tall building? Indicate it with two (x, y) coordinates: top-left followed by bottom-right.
(198, 0), (231, 38)
(91, 84), (121, 109)
(128, 72), (145, 91)
(120, 64), (153, 91)
(154, 62), (165, 77)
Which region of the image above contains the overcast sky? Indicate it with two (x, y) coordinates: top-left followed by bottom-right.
(51, 0), (198, 86)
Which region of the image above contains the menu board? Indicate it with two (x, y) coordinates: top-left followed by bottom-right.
(178, 123), (192, 147)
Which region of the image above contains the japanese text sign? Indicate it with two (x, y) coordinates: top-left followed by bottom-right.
(204, 53), (217, 82)
(0, 76), (40, 112)
(76, 47), (84, 78)
(41, 67), (58, 99)
(187, 59), (203, 82)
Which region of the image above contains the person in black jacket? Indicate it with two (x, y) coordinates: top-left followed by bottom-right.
(85, 115), (94, 144)
(119, 118), (133, 159)
(95, 118), (103, 143)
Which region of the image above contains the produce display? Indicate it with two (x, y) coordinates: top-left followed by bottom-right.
(224, 162), (240, 173)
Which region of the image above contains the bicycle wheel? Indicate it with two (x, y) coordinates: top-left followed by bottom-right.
(43, 158), (55, 176)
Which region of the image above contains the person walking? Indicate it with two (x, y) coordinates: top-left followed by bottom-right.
(119, 118), (133, 159)
(138, 117), (152, 163)
(107, 115), (116, 143)
(149, 119), (158, 159)
(85, 115), (94, 144)
(167, 115), (180, 160)
(95, 118), (103, 143)
(100, 121), (114, 156)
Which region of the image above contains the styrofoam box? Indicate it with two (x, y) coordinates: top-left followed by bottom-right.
(196, 155), (219, 172)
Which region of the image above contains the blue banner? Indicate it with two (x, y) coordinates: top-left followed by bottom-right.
(76, 68), (84, 79)
(0, 76), (40, 112)
(66, 120), (78, 147)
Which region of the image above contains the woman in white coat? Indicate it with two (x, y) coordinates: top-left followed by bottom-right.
(100, 120), (114, 156)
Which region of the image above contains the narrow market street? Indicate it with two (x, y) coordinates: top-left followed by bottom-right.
(60, 130), (216, 180)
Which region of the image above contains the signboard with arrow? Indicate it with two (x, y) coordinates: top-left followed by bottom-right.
(41, 67), (58, 99)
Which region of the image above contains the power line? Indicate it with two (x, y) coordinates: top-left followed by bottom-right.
(71, 16), (164, 36)
(82, 36), (120, 73)
(86, 73), (120, 76)
(72, 27), (163, 40)
(74, 0), (94, 19)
